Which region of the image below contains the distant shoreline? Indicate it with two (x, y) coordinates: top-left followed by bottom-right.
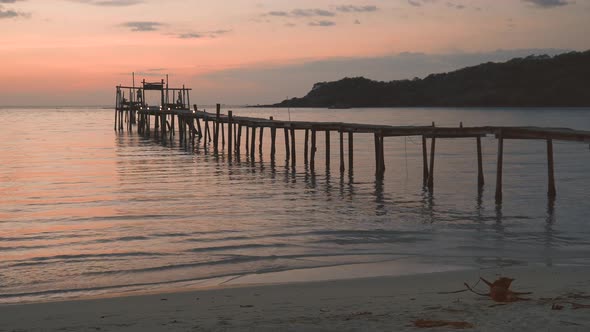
(246, 105), (590, 109)
(265, 50), (590, 109)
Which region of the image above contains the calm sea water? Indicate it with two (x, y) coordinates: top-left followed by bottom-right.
(1, 107), (589, 304)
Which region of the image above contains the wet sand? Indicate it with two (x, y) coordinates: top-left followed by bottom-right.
(1, 266), (589, 331)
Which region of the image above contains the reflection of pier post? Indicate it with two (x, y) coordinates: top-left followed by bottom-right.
(348, 132), (354, 175)
(214, 104), (220, 153)
(227, 111), (233, 160)
(339, 129), (345, 173)
(310, 129), (317, 171)
(325, 130), (330, 170)
(290, 127), (296, 166)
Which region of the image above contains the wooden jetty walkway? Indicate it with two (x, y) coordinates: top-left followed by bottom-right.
(115, 80), (590, 203)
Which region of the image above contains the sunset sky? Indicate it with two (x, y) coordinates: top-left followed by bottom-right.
(1, 0), (589, 106)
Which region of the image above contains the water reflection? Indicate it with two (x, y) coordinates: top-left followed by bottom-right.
(544, 198), (556, 266)
(374, 176), (386, 216)
(128, 130), (392, 211)
(4, 107), (590, 303)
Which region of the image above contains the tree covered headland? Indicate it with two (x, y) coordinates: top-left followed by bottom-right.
(270, 50), (590, 107)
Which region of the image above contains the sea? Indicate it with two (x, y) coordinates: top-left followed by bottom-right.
(1, 106), (589, 304)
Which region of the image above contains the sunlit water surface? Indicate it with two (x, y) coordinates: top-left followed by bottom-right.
(1, 107), (589, 303)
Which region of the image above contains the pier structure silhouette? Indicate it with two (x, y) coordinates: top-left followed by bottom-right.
(115, 80), (590, 203)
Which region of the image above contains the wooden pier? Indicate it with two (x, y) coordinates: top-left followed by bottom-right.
(115, 81), (590, 203)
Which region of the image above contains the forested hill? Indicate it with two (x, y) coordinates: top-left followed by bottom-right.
(270, 50), (590, 108)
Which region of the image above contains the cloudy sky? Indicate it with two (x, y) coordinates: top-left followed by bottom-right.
(0, 0), (589, 106)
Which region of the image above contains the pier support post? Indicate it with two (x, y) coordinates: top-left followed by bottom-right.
(114, 88), (119, 131)
(193, 118), (197, 146)
(310, 129), (317, 170)
(183, 117), (187, 146)
(477, 136), (485, 188)
(270, 117), (276, 160)
(422, 136), (429, 186)
(428, 137), (436, 190)
(171, 114), (175, 136)
(193, 105), (203, 138)
(325, 130), (331, 170)
(270, 130), (277, 160)
(178, 115), (183, 142)
(228, 111), (233, 159)
(374, 133), (381, 176)
(214, 104), (220, 153)
(234, 122), (238, 150)
(259, 127), (264, 155)
(304, 129), (309, 164)
(221, 121), (225, 148)
(290, 127), (296, 166)
(374, 132), (385, 177)
(284, 128), (290, 162)
(339, 130), (345, 173)
(495, 131), (504, 203)
(183, 116), (186, 143)
(547, 138), (556, 198)
(189, 118), (193, 145)
(130, 111), (133, 131)
(204, 120), (209, 145)
(196, 117), (203, 138)
(380, 134), (385, 174)
(161, 114), (166, 138)
(245, 126), (250, 155)
(140, 113), (143, 133)
(237, 124), (242, 155)
(250, 126), (257, 161)
(348, 132), (354, 174)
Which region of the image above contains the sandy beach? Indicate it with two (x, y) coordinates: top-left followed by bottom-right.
(1, 265), (589, 331)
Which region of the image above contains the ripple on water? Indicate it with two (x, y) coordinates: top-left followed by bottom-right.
(1, 107), (590, 303)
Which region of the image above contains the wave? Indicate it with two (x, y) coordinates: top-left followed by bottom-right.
(0, 252), (169, 268)
(0, 256), (401, 302)
(82, 252), (402, 276)
(186, 243), (290, 253)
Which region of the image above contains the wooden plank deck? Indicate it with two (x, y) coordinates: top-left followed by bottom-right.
(157, 109), (590, 143)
